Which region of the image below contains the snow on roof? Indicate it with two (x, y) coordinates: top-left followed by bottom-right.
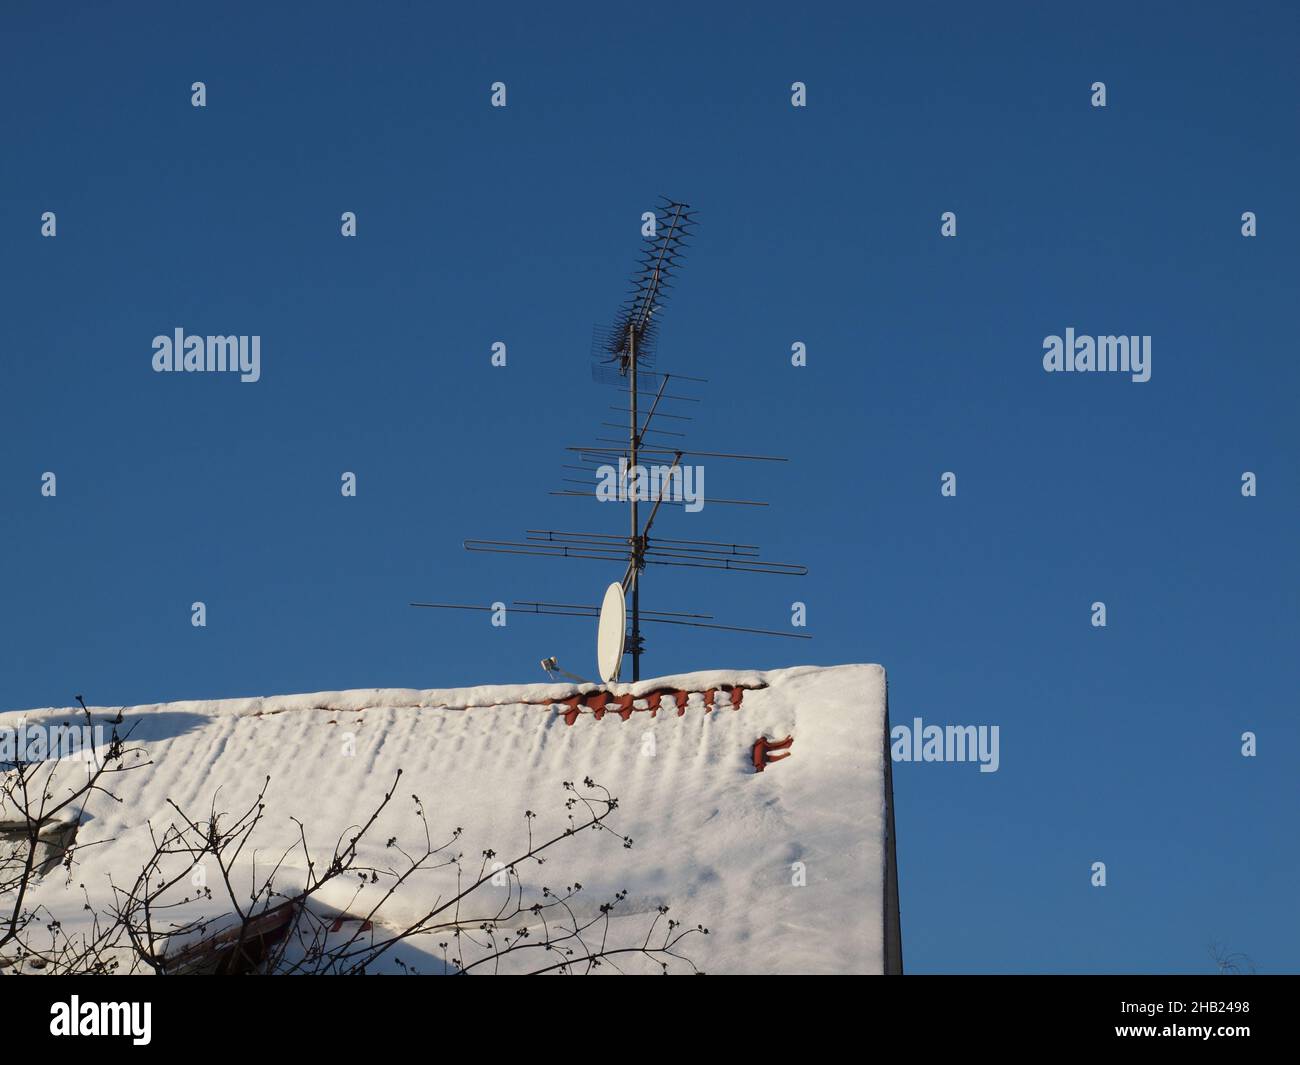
(4, 663), (899, 975)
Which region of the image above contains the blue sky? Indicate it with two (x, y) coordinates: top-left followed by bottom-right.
(2, 1), (1296, 973)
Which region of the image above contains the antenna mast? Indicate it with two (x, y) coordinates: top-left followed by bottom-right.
(413, 198), (811, 682)
(611, 199), (690, 680)
(629, 322), (642, 677)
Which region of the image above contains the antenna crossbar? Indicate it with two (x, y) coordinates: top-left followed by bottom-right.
(412, 601), (809, 640)
(549, 490), (769, 507)
(566, 446), (789, 462)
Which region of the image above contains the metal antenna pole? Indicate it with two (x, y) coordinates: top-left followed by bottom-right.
(628, 327), (642, 681)
(623, 199), (686, 680)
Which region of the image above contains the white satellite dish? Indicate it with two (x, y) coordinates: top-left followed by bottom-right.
(596, 582), (626, 683)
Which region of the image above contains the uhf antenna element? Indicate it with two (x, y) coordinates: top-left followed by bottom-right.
(413, 198), (810, 681)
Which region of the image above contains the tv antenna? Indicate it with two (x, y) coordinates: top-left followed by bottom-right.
(412, 198), (810, 681)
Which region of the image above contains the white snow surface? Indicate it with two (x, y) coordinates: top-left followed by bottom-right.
(4, 664), (888, 975)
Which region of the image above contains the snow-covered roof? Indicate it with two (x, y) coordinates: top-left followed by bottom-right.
(4, 663), (900, 974)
